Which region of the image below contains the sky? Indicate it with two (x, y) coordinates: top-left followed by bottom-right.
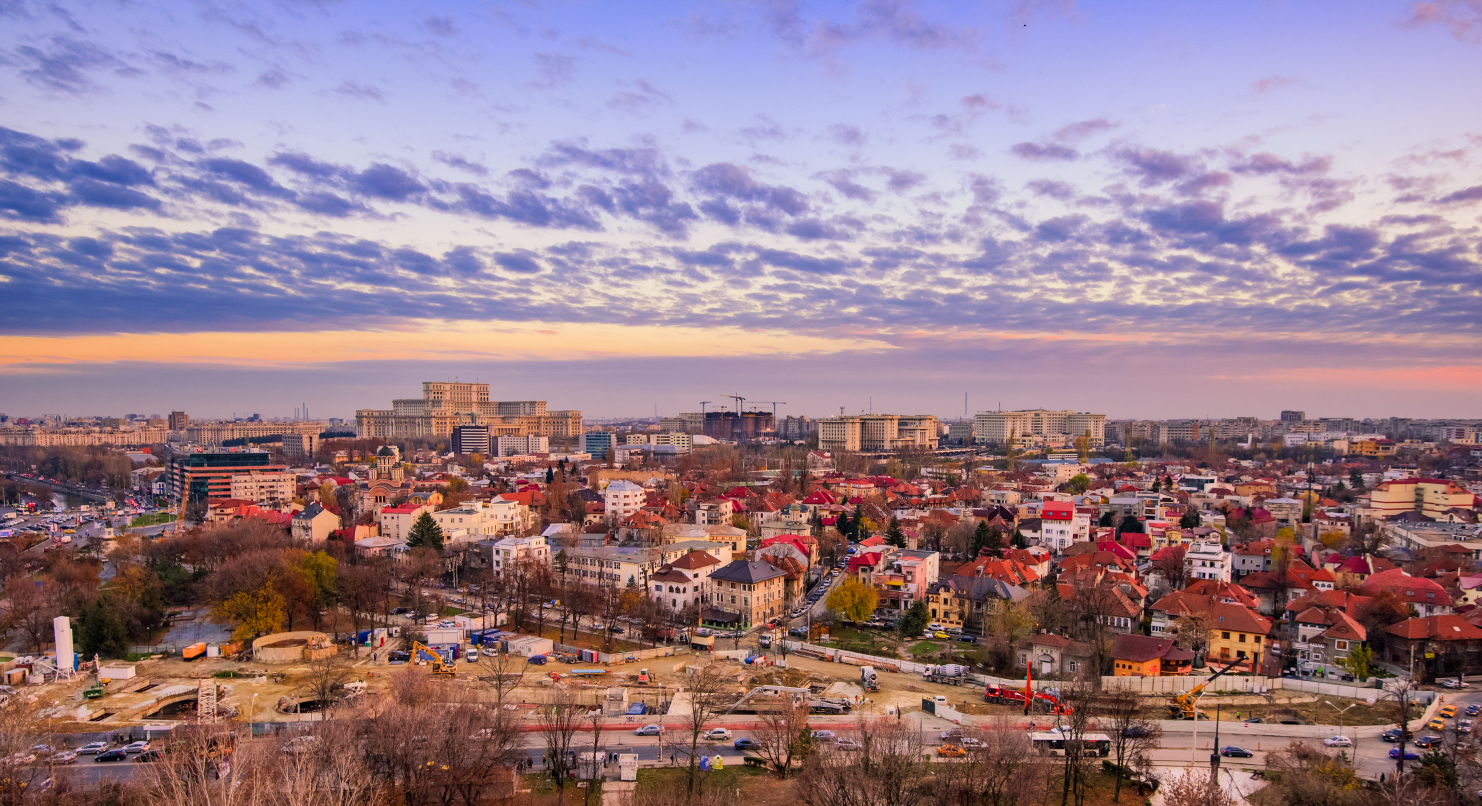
(1, 0), (1481, 422)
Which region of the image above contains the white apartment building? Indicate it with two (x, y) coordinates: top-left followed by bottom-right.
(227, 470), (295, 502)
(379, 503), (435, 542)
(429, 498), (535, 545)
(497, 435), (550, 456)
(1184, 540), (1232, 582)
(486, 534), (550, 577)
(603, 480), (645, 520)
(975, 410), (1106, 447)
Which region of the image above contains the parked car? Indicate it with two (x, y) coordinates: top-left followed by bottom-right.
(940, 729), (964, 741)
(635, 724), (662, 736)
(1323, 736), (1352, 748)
(702, 728), (732, 741)
(1390, 747), (1421, 760)
(96, 749), (128, 762)
(836, 737), (862, 750)
(50, 751), (77, 765)
(1220, 746), (1253, 758)
(938, 745), (966, 757)
(282, 736), (320, 754)
(959, 737), (986, 749)
(134, 750), (163, 763)
(954, 635), (977, 643)
(1444, 678), (1470, 689)
(122, 742), (149, 755)
(734, 738), (759, 750)
(1415, 735), (1443, 749)
(812, 730), (836, 740)
(78, 742), (107, 755)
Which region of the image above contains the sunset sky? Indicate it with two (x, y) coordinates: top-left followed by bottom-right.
(2, 0), (1480, 420)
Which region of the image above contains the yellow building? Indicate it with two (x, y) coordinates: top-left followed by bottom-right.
(1369, 478), (1475, 519)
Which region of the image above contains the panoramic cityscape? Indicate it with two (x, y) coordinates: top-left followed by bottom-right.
(2, 2), (1482, 806)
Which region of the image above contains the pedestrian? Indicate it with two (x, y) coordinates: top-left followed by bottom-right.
(670, 753), (676, 766)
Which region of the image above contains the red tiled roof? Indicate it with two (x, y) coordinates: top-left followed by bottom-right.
(1387, 615), (1482, 641)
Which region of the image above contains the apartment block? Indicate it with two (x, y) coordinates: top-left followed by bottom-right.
(974, 410), (1106, 447)
(817, 414), (940, 453)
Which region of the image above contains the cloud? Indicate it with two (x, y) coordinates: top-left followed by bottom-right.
(1400, 1), (1482, 43)
(530, 53), (576, 87)
(607, 80), (674, 115)
(333, 80), (388, 102)
(828, 124), (866, 147)
(576, 37), (629, 55)
(431, 151), (488, 176)
(9, 35), (129, 95)
(254, 68), (291, 89)
(422, 15), (458, 37)
(148, 50), (234, 75)
(1251, 75), (1299, 94)
(1114, 147), (1200, 186)
(1053, 118), (1115, 143)
(1011, 142), (1078, 161)
(947, 144), (981, 161)
(1027, 179), (1074, 200)
(1438, 184), (1482, 203)
(351, 163), (424, 201)
(494, 250), (542, 274)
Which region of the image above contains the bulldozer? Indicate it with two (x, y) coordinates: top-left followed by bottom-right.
(1166, 658), (1242, 719)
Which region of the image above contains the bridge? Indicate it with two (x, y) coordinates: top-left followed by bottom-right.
(3, 472), (114, 504)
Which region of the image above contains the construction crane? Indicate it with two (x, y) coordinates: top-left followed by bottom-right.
(754, 401), (788, 417)
(723, 394), (746, 414)
(411, 641), (457, 677)
(699, 401), (711, 416)
(1166, 658), (1242, 719)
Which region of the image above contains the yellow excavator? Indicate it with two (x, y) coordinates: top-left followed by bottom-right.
(411, 641), (457, 677)
(1166, 658), (1242, 719)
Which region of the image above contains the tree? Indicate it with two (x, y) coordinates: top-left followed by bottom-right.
(884, 516), (906, 548)
(405, 512), (444, 550)
(1100, 685), (1162, 802)
(76, 598), (129, 658)
(751, 701), (813, 779)
(1179, 508), (1202, 529)
(1065, 474), (1091, 495)
(212, 582), (285, 641)
(1339, 643), (1374, 682)
(665, 665), (736, 794)
(4, 576), (58, 652)
(825, 576), (879, 622)
(1098, 510), (1115, 527)
(1153, 544), (1188, 592)
(1117, 514), (1145, 534)
(1158, 771), (1238, 806)
(536, 688), (584, 803)
(797, 718), (931, 806)
(898, 599), (929, 637)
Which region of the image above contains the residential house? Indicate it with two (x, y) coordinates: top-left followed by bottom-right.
(927, 576), (1030, 634)
(650, 550), (722, 613)
(1111, 634), (1195, 677)
(380, 503), (435, 543)
(1016, 632), (1093, 677)
(1039, 500), (1090, 552)
(292, 503), (339, 544)
(1385, 615), (1482, 677)
(1362, 569), (1455, 617)
(1185, 540), (1232, 583)
(1290, 607), (1367, 677)
(482, 534), (550, 578)
(705, 561), (787, 628)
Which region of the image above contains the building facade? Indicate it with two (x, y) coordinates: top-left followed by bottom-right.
(974, 410), (1106, 447)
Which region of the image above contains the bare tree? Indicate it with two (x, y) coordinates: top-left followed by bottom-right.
(1169, 612), (1216, 665)
(138, 721), (264, 806)
(3, 575), (58, 653)
(477, 650), (529, 707)
(304, 653), (354, 721)
(1050, 684), (1099, 806)
(0, 701), (57, 806)
(797, 718), (929, 806)
(1099, 685), (1162, 802)
(1157, 770), (1238, 806)
(974, 717), (1047, 806)
(1152, 545), (1188, 591)
(750, 699), (813, 779)
(664, 665), (737, 794)
(536, 688), (586, 804)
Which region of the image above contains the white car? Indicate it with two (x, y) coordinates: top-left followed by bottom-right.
(123, 741), (150, 754)
(812, 730), (836, 740)
(78, 742), (108, 755)
(836, 737), (862, 750)
(702, 728), (732, 740)
(1323, 736), (1352, 747)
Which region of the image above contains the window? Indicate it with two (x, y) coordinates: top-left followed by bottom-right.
(1222, 631), (1231, 640)
(1335, 640), (1348, 650)
(1069, 661), (1077, 672)
(1254, 635), (1261, 644)
(1238, 634), (1246, 643)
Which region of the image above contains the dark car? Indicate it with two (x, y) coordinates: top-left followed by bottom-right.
(387, 651), (411, 664)
(96, 749), (128, 762)
(1390, 747), (1421, 760)
(1220, 746), (1253, 758)
(954, 635), (977, 643)
(1468, 705), (1481, 717)
(1381, 729), (1413, 743)
(734, 738), (759, 750)
(134, 750), (163, 763)
(1123, 726), (1150, 738)
(391, 607), (409, 615)
(1415, 735), (1443, 748)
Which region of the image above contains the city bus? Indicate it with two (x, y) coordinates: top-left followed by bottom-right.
(1029, 731), (1113, 757)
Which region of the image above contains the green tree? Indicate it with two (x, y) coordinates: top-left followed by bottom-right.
(1179, 508), (1202, 529)
(77, 599), (129, 658)
(825, 576), (879, 622)
(546, 467), (555, 484)
(406, 512), (445, 550)
(1416, 747), (1458, 789)
(1011, 529), (1027, 549)
(1066, 473), (1091, 495)
(836, 508), (854, 541)
(296, 550), (339, 609)
(1098, 510), (1115, 528)
(899, 599), (929, 637)
(1339, 644), (1374, 682)
(884, 516), (906, 548)
(1117, 514), (1145, 534)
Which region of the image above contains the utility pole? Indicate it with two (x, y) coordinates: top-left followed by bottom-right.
(1209, 703), (1222, 782)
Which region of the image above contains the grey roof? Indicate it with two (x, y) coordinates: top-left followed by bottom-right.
(710, 560), (785, 584)
(295, 502), (326, 522)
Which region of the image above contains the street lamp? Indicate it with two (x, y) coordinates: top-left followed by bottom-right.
(1325, 701), (1358, 765)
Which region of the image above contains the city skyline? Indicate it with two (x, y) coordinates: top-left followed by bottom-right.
(2, 1), (1481, 417)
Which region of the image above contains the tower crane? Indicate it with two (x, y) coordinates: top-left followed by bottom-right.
(754, 402), (787, 417)
(699, 401), (711, 416)
(723, 394), (746, 414)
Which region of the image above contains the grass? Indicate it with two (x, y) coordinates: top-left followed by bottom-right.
(817, 626), (902, 658)
(908, 640), (943, 656)
(438, 606), (468, 617)
(130, 513), (175, 527)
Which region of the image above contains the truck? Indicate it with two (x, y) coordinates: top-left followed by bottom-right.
(861, 666), (879, 693)
(984, 685), (1071, 715)
(924, 664), (966, 684)
(690, 634), (716, 651)
(758, 633), (773, 649)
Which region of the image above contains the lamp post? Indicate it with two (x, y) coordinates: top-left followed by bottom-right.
(1326, 701), (1358, 765)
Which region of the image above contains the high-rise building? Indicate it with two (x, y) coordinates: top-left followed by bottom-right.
(168, 451), (285, 504)
(580, 432), (616, 458)
(451, 425), (491, 456)
(1280, 410), (1306, 423)
(168, 411), (189, 431)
